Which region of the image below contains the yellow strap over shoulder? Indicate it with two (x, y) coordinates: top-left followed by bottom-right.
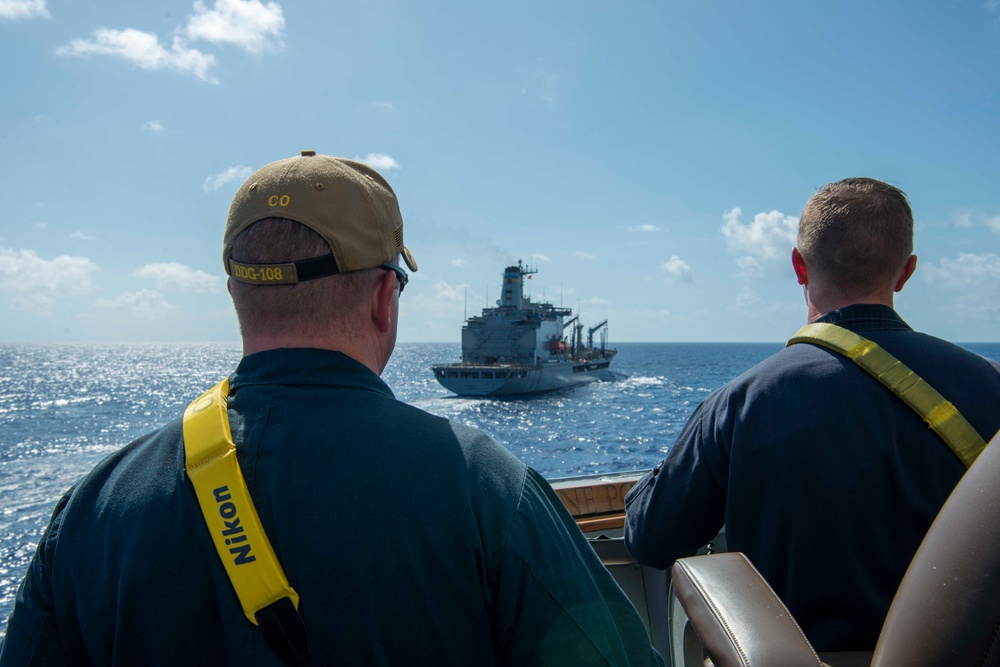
(183, 378), (301, 624)
(788, 323), (986, 468)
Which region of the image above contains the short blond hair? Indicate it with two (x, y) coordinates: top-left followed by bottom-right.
(797, 178), (913, 296)
(228, 218), (381, 337)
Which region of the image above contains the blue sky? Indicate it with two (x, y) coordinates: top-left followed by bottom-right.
(1, 0), (998, 343)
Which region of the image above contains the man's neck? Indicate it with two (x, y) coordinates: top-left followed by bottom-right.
(799, 254), (916, 324)
(242, 334), (387, 375)
(805, 293), (894, 323)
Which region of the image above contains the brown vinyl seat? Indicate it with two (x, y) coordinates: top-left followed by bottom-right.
(669, 428), (1000, 667)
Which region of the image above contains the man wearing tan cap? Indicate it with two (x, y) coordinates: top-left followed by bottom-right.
(0, 152), (662, 666)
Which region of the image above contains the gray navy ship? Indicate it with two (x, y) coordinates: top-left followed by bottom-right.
(432, 261), (617, 397)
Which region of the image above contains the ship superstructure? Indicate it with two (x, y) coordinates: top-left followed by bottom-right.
(432, 261), (616, 396)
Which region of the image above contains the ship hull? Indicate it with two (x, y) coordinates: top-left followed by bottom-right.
(432, 355), (616, 397)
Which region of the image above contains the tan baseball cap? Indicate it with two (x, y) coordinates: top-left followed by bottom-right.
(223, 150), (418, 285)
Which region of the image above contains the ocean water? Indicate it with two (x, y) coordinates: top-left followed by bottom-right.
(2, 341), (998, 633)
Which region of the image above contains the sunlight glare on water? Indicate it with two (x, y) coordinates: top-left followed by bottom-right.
(4, 341), (996, 633)
(0, 341), (785, 631)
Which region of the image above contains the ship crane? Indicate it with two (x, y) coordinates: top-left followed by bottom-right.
(552, 316), (583, 358)
(572, 322), (584, 359)
(588, 320), (609, 353)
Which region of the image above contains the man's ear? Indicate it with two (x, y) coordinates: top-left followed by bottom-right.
(894, 254), (918, 293)
(372, 269), (397, 334)
(791, 248), (808, 285)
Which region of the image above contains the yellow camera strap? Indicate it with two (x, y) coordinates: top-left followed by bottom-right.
(788, 323), (987, 468)
(183, 379), (311, 665)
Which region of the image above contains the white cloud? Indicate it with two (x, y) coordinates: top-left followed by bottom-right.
(721, 207), (798, 261)
(728, 285), (763, 313)
(435, 280), (471, 302)
(143, 119), (165, 132)
(627, 224), (661, 233)
(372, 101), (394, 110)
(575, 251), (597, 261)
(69, 231), (96, 241)
(11, 294), (56, 312)
(922, 253), (1000, 286)
(397, 280), (479, 340)
(95, 289), (177, 319)
(451, 259), (469, 268)
(57, 28), (217, 83)
(736, 256), (763, 280)
(53, 0), (286, 83)
(952, 210), (1000, 232)
(135, 262), (223, 292)
(952, 211), (973, 228)
(0, 247), (99, 296)
(184, 0), (285, 53)
(661, 255), (693, 283)
(0, 0), (49, 21)
(529, 70), (559, 105)
(355, 153), (400, 171)
(203, 165), (252, 192)
(34, 222), (48, 230)
(532, 253), (550, 262)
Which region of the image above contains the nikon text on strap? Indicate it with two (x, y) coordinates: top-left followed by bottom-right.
(183, 379), (312, 665)
(787, 322), (986, 468)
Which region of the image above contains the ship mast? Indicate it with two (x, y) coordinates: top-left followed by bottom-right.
(500, 260), (537, 310)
